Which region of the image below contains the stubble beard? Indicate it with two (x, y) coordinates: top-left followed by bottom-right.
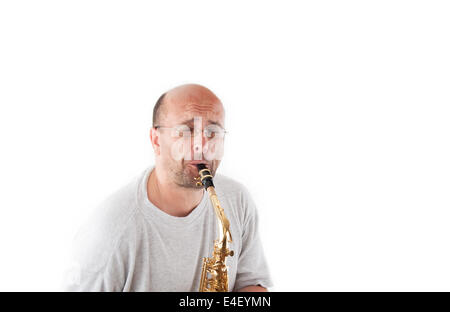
(169, 160), (218, 189)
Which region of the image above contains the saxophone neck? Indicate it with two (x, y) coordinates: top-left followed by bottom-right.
(196, 164), (233, 243)
(196, 164), (234, 292)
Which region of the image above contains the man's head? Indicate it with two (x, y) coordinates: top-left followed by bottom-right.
(150, 84), (225, 189)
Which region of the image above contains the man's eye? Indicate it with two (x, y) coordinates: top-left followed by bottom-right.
(205, 129), (216, 138)
(175, 130), (193, 138)
(172, 129), (184, 138)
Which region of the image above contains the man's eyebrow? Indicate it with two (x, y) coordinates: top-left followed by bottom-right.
(207, 120), (224, 128)
(179, 118), (195, 125)
(178, 119), (224, 128)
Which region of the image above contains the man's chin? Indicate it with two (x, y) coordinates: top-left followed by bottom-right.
(176, 180), (204, 190)
(175, 169), (202, 189)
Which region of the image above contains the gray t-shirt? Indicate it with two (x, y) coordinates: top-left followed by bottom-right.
(63, 166), (273, 291)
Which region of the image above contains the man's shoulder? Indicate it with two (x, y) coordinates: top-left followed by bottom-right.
(94, 176), (141, 226)
(213, 172), (256, 217)
(213, 173), (252, 199)
(212, 172), (259, 235)
(213, 173), (246, 194)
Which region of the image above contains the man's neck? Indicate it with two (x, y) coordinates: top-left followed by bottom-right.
(147, 166), (204, 217)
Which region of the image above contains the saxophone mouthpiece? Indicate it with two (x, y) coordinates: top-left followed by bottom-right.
(196, 163), (207, 171)
(196, 164), (214, 189)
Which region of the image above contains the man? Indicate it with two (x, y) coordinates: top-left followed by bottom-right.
(64, 84), (273, 291)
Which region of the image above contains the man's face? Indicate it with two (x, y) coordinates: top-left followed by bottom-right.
(155, 88), (225, 189)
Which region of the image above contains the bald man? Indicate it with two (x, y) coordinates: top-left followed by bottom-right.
(64, 84), (273, 292)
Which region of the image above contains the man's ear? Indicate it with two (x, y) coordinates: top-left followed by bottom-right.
(150, 127), (161, 155)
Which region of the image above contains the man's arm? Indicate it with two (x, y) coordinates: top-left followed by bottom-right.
(237, 285), (268, 292)
(232, 185), (273, 292)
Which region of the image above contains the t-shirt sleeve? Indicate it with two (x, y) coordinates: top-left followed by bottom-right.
(63, 261), (122, 292)
(62, 207), (133, 292)
(233, 187), (274, 291)
(62, 223), (127, 292)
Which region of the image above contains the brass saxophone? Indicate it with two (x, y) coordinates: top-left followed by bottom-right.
(195, 164), (234, 292)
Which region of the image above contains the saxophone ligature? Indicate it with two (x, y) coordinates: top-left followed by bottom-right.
(195, 164), (234, 292)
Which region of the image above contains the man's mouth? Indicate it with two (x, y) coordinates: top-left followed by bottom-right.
(185, 160), (210, 169)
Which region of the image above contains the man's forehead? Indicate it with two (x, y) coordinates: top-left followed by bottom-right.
(164, 101), (224, 125)
(166, 98), (223, 111)
(166, 96), (223, 113)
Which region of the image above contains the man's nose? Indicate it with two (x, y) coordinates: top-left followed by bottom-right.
(191, 131), (207, 159)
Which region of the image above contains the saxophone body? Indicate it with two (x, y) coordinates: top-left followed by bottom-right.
(195, 164), (234, 292)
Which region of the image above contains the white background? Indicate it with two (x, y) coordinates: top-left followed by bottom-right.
(0, 1), (449, 291)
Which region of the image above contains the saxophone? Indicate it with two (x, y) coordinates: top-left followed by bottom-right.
(195, 164), (234, 292)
